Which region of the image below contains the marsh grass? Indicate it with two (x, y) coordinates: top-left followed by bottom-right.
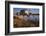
(13, 15), (39, 28)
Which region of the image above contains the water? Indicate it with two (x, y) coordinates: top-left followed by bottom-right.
(23, 15), (39, 21)
(14, 15), (39, 21)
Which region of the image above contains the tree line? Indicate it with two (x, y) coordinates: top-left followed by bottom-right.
(16, 9), (39, 16)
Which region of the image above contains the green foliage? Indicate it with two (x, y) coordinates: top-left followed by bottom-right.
(16, 10), (32, 16)
(16, 12), (18, 15)
(29, 13), (32, 15)
(20, 9), (27, 16)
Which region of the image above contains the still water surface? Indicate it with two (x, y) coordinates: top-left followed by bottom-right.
(23, 15), (39, 21)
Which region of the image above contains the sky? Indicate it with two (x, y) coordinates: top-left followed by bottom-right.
(13, 8), (39, 14)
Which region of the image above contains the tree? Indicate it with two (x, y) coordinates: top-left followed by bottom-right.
(16, 12), (18, 15)
(20, 9), (25, 16)
(26, 12), (32, 17)
(20, 9), (25, 13)
(29, 12), (32, 15)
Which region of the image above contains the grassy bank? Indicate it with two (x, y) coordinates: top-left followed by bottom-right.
(13, 16), (39, 28)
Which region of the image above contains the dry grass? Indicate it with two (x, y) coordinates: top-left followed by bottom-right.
(13, 16), (39, 28)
